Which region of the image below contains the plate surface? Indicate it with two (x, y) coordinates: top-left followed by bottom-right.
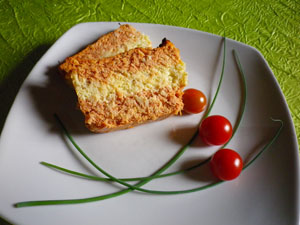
(0, 22), (298, 225)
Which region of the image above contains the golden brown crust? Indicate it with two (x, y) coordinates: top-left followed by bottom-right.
(59, 24), (151, 79)
(62, 40), (180, 83)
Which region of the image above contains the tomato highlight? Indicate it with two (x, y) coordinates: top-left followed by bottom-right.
(183, 89), (207, 114)
(210, 149), (243, 181)
(199, 115), (232, 145)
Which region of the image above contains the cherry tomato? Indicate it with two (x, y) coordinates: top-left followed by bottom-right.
(210, 149), (243, 180)
(183, 89), (207, 114)
(199, 115), (232, 145)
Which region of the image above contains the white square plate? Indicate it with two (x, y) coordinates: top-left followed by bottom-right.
(0, 22), (298, 225)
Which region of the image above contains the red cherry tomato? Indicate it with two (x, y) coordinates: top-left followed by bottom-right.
(199, 115), (232, 145)
(210, 149), (243, 180)
(183, 89), (207, 114)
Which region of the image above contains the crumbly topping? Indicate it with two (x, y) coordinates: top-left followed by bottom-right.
(63, 40), (181, 82)
(59, 24), (151, 78)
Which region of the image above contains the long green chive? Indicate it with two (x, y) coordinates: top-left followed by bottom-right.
(15, 37), (228, 207)
(15, 119), (283, 207)
(14, 121), (196, 207)
(202, 38), (226, 119)
(40, 161), (182, 182)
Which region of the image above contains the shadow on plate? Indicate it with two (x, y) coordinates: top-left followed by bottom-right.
(0, 45), (50, 135)
(168, 124), (209, 149)
(0, 44), (89, 135)
(27, 65), (90, 135)
(179, 157), (217, 182)
(0, 217), (12, 225)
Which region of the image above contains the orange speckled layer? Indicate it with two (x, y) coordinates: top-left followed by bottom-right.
(63, 39), (180, 82)
(81, 86), (184, 133)
(60, 24), (151, 79)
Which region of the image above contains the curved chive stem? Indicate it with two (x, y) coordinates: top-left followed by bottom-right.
(40, 160), (209, 182)
(53, 114), (198, 194)
(243, 118), (284, 169)
(15, 121), (197, 207)
(203, 36), (227, 119)
(40, 157), (210, 182)
(104, 119), (282, 195)
(52, 114), (142, 190)
(15, 119), (283, 207)
(16, 102), (203, 208)
(222, 49), (247, 149)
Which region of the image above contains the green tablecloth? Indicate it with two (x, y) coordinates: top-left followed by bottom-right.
(0, 0), (299, 224)
(2, 0), (298, 146)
